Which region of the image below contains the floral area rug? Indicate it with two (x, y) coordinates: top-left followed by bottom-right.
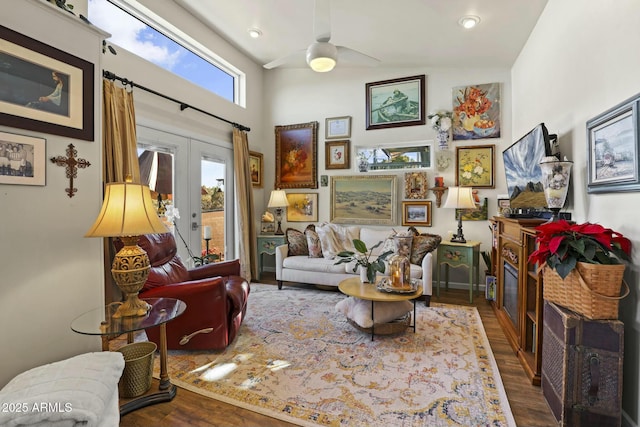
(156, 284), (516, 427)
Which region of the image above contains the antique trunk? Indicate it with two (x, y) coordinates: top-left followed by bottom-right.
(541, 301), (624, 426)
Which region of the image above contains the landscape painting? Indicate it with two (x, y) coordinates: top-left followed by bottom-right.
(330, 175), (397, 225)
(502, 125), (550, 209)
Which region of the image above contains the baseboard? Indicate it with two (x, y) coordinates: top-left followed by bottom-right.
(622, 410), (636, 427)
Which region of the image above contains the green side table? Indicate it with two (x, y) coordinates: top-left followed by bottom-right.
(436, 240), (481, 303)
(257, 234), (286, 280)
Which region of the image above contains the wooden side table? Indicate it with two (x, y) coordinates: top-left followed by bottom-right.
(257, 234), (286, 280)
(436, 240), (481, 303)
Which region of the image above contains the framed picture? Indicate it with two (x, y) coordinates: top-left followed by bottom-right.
(330, 175), (397, 225)
(275, 121), (318, 189)
(455, 145), (495, 188)
(325, 116), (351, 139)
(325, 140), (350, 169)
(457, 197), (488, 220)
(587, 93), (640, 193)
(249, 151), (263, 188)
(355, 141), (433, 172)
(0, 131), (46, 186)
(365, 75), (426, 130)
(286, 193), (318, 222)
(0, 25), (94, 141)
(497, 197), (511, 216)
(320, 175), (328, 187)
(404, 171), (428, 199)
(452, 82), (500, 141)
(402, 201), (432, 226)
(261, 222), (275, 234)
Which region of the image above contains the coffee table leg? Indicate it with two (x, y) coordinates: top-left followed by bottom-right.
(413, 300), (417, 333)
(370, 301), (375, 341)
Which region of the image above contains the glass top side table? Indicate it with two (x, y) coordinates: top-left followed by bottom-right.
(71, 298), (186, 416)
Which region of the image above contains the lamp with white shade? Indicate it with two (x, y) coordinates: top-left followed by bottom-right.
(268, 189), (289, 235)
(443, 187), (477, 243)
(85, 177), (169, 318)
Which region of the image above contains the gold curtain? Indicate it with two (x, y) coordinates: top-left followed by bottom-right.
(102, 79), (141, 303)
(233, 128), (257, 281)
(103, 79), (140, 183)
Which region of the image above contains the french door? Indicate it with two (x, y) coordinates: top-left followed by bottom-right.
(137, 125), (234, 265)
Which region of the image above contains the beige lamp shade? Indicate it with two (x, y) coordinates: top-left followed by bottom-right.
(443, 187), (476, 210)
(267, 189), (289, 208)
(85, 181), (169, 238)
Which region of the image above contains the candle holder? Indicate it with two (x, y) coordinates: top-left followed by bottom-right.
(204, 237), (211, 263)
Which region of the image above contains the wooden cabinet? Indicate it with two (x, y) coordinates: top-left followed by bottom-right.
(490, 217), (546, 385)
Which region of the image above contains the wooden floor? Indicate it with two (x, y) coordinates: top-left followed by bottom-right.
(120, 274), (557, 426)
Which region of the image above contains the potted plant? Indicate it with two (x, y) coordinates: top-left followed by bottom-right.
(528, 219), (632, 319)
(335, 239), (393, 283)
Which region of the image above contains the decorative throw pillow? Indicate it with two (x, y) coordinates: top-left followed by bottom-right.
(285, 228), (308, 256)
(305, 228), (323, 258)
(410, 233), (442, 265)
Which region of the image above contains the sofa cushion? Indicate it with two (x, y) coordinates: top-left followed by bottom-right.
(316, 223), (359, 259)
(286, 228), (308, 256)
(305, 228), (323, 258)
(283, 255), (347, 274)
(335, 297), (412, 328)
(360, 228), (395, 256)
(410, 234), (442, 264)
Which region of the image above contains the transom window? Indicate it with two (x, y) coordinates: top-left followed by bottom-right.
(88, 0), (242, 104)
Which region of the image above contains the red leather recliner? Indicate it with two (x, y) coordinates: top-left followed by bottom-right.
(116, 233), (250, 350)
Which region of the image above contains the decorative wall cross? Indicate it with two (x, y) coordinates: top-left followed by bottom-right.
(50, 144), (91, 198)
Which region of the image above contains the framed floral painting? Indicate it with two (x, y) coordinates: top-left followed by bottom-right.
(455, 145), (495, 188)
(275, 121), (318, 189)
(325, 140), (350, 169)
(452, 82), (500, 141)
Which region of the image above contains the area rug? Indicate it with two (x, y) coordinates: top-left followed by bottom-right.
(157, 284), (516, 427)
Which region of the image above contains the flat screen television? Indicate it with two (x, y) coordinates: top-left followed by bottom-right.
(502, 123), (555, 211)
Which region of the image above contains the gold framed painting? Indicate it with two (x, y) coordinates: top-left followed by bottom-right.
(325, 140), (350, 170)
(402, 201), (432, 226)
(275, 121), (318, 189)
(404, 171), (428, 199)
(455, 144), (495, 188)
(330, 175), (397, 225)
(249, 150), (263, 188)
(286, 193), (318, 222)
(0, 25), (94, 141)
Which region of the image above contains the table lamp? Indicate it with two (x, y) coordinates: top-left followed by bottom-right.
(443, 187), (476, 243)
(85, 177), (169, 318)
(268, 189), (289, 235)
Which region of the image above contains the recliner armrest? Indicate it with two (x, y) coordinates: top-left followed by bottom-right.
(188, 259), (241, 280)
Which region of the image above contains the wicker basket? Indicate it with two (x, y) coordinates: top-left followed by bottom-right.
(117, 342), (157, 398)
(347, 312), (411, 335)
(543, 262), (628, 320)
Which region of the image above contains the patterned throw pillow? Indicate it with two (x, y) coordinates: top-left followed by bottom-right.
(305, 228), (323, 258)
(285, 228), (308, 256)
(410, 233), (442, 265)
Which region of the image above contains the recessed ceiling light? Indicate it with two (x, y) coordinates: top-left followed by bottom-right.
(459, 15), (480, 29)
(248, 28), (262, 38)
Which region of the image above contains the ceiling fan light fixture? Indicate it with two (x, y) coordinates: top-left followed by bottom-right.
(306, 42), (337, 72)
(459, 15), (480, 29)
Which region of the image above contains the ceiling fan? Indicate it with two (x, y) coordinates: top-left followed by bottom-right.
(263, 0), (380, 72)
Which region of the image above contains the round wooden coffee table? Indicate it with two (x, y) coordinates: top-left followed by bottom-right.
(338, 277), (423, 341)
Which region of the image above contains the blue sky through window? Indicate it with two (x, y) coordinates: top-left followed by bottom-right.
(89, 0), (234, 102)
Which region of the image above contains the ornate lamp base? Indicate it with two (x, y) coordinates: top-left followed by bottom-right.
(111, 236), (151, 318)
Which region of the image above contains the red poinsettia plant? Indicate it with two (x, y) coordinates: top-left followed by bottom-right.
(528, 220), (632, 280)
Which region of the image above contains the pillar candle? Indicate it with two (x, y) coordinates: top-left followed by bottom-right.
(435, 176), (444, 187)
(203, 226), (212, 239)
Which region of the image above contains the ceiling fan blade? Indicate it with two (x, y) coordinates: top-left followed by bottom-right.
(263, 49), (306, 69)
(336, 46), (381, 67)
(314, 0), (331, 43)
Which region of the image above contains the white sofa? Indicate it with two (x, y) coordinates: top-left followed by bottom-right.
(275, 225), (439, 305)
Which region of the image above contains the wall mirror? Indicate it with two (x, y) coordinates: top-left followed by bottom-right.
(355, 141), (433, 171)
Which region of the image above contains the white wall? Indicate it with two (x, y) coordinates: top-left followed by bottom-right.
(512, 0), (640, 424)
(262, 67), (511, 274)
(0, 1), (106, 386)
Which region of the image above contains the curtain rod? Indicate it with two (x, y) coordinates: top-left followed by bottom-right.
(102, 70), (250, 132)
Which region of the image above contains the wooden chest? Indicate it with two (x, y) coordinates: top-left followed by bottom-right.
(541, 301), (624, 426)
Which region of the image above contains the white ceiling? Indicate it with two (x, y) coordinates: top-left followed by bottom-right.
(175, 0), (549, 70)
